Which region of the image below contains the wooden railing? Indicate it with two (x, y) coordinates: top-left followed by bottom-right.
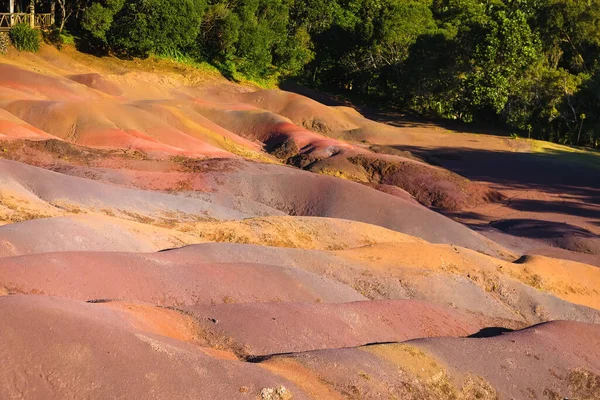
(34, 13), (52, 28)
(0, 13), (29, 30)
(0, 13), (53, 31)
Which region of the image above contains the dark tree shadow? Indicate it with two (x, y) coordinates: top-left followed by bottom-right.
(389, 144), (600, 207)
(468, 327), (514, 338)
(279, 80), (351, 107)
(490, 219), (598, 240)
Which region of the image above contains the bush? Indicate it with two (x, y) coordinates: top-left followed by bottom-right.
(43, 27), (64, 49)
(9, 23), (41, 52)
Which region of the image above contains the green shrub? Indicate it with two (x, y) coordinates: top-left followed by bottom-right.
(43, 27), (64, 49)
(9, 23), (41, 52)
(60, 32), (76, 46)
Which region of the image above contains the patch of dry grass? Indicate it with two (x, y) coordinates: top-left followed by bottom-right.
(362, 344), (499, 400)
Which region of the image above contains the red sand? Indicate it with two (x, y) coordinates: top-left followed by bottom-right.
(0, 251), (365, 305)
(263, 321), (600, 400)
(184, 300), (521, 357)
(0, 295), (307, 399)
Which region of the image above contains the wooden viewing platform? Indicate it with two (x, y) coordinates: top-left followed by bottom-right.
(0, 12), (52, 31)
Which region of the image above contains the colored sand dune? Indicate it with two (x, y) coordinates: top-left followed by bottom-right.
(0, 46), (599, 399)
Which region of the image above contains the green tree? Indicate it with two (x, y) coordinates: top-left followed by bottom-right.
(574, 69), (600, 146)
(81, 0), (124, 43)
(108, 0), (206, 57)
(308, 0), (437, 96)
(532, 0), (600, 72)
(200, 0), (313, 79)
(461, 7), (541, 119)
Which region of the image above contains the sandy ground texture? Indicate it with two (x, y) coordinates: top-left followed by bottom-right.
(0, 45), (599, 399)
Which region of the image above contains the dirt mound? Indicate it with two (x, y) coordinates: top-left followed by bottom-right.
(131, 100), (270, 160)
(0, 63), (99, 101)
(237, 89), (359, 133)
(190, 101), (498, 210)
(0, 137), (154, 167)
(0, 109), (55, 139)
(0, 215), (195, 257)
(347, 153), (503, 209)
(191, 216), (421, 250)
(337, 242), (600, 316)
(472, 224), (600, 267)
(195, 160), (512, 258)
(6, 294), (596, 399)
(68, 73), (124, 96)
(260, 321), (600, 400)
(158, 243), (600, 325)
(0, 295), (305, 399)
(0, 63), (503, 211)
(0, 159), (249, 222)
(413, 321), (600, 399)
(184, 300), (520, 357)
(3, 100), (234, 157)
(0, 153), (510, 258)
(6, 293), (594, 400)
(7, 239), (598, 326)
(0, 214), (420, 257)
(0, 251), (365, 305)
(0, 65), (268, 159)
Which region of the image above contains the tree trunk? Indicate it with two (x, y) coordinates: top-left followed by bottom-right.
(29, 0), (35, 29)
(577, 118), (585, 145)
(9, 0), (14, 26)
(50, 1), (56, 26)
(59, 1), (66, 33)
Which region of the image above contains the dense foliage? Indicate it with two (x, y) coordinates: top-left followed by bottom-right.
(197, 0), (314, 78)
(54, 0), (600, 147)
(9, 24), (41, 52)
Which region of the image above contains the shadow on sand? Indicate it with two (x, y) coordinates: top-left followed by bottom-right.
(468, 327), (515, 338)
